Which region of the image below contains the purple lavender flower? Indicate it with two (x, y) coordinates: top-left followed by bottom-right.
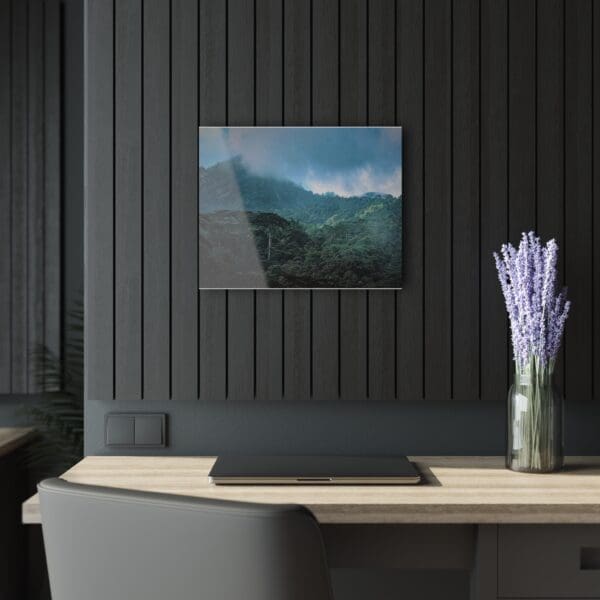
(493, 232), (571, 372)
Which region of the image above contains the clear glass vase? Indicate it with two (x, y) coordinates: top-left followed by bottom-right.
(506, 362), (563, 473)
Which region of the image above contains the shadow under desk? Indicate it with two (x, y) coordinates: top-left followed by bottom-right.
(22, 456), (600, 600)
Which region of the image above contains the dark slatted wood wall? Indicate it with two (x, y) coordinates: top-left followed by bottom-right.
(0, 0), (62, 394)
(85, 0), (600, 408)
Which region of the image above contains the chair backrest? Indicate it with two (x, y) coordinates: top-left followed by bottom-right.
(39, 478), (333, 600)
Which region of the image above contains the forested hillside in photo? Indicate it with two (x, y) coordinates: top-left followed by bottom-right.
(199, 158), (403, 288)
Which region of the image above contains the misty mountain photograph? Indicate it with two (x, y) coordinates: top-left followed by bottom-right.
(198, 127), (403, 289)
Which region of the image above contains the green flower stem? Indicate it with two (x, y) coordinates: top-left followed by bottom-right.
(509, 357), (561, 473)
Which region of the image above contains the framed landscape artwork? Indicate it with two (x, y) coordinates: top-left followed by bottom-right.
(198, 126), (403, 289)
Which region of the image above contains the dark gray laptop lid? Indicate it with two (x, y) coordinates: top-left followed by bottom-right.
(209, 455), (420, 480)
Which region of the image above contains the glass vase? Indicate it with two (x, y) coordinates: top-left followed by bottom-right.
(506, 362), (563, 473)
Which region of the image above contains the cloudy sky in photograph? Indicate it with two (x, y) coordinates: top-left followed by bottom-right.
(199, 126), (402, 198)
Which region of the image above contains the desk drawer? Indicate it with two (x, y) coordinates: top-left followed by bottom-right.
(499, 526), (600, 598)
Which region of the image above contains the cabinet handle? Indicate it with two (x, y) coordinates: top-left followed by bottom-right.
(581, 547), (600, 570)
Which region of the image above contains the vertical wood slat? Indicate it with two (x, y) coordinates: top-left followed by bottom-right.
(171, 0), (198, 400)
(256, 0), (282, 125)
(537, 0), (565, 394)
(396, 0), (424, 401)
(368, 0), (396, 401)
(452, 0), (480, 401)
(255, 0), (283, 401)
(10, 0), (28, 393)
(115, 0), (142, 400)
(424, 0), (452, 401)
(594, 1), (600, 402)
(27, 0), (44, 392)
(311, 0), (340, 401)
(44, 0), (62, 374)
(565, 0), (592, 401)
(283, 0), (311, 401)
(227, 0), (255, 401)
(199, 0), (227, 402)
(27, 0), (45, 393)
(508, 0), (536, 242)
(255, 291), (282, 401)
(0, 0), (11, 392)
(339, 0), (368, 402)
(85, 0), (115, 402)
(143, 0), (170, 401)
(480, 0), (508, 403)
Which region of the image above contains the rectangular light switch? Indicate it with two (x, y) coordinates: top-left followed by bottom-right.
(134, 414), (166, 447)
(105, 414), (135, 446)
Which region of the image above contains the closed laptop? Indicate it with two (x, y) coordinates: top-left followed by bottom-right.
(209, 455), (421, 485)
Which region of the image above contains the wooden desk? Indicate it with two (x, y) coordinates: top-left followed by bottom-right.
(0, 427), (35, 459)
(23, 455), (600, 600)
(22, 455), (600, 525)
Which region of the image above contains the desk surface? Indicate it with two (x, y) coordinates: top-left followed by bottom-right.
(22, 455), (600, 525)
(0, 427), (35, 459)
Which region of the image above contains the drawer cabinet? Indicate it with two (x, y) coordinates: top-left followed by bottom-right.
(498, 525), (600, 598)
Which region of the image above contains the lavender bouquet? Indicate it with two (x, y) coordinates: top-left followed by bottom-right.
(494, 232), (570, 472)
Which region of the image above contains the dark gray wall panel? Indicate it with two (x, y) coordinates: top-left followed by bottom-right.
(565, 0), (592, 402)
(312, 0), (338, 125)
(228, 291), (254, 401)
(85, 0), (114, 406)
(594, 3), (600, 401)
(311, 0), (340, 402)
(283, 291), (311, 402)
(255, 0), (284, 402)
(256, 0), (283, 126)
(82, 0), (600, 454)
(115, 0), (142, 400)
(339, 0), (368, 403)
(44, 0), (62, 371)
(143, 0), (171, 401)
(452, 0), (480, 402)
(480, 0), (508, 403)
(537, 0), (565, 394)
(11, 0), (28, 393)
(255, 291), (283, 401)
(226, 0), (255, 401)
(27, 0), (46, 394)
(199, 291), (227, 402)
(198, 0), (227, 402)
(0, 0), (62, 396)
(396, 0), (424, 401)
(283, 0), (311, 402)
(170, 0), (198, 400)
(423, 0), (451, 401)
(312, 291), (339, 401)
(199, 0), (227, 124)
(0, 0), (11, 392)
(340, 292), (368, 402)
(508, 0), (536, 241)
(1, 0), (61, 395)
(368, 0), (396, 402)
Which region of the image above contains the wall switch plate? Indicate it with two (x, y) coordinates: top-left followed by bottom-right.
(105, 413), (167, 448)
(134, 414), (166, 447)
(105, 414), (135, 446)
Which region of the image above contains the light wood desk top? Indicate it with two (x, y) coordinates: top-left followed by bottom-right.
(22, 455), (600, 525)
(0, 427), (35, 459)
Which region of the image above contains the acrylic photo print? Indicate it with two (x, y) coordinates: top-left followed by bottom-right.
(199, 126), (402, 289)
